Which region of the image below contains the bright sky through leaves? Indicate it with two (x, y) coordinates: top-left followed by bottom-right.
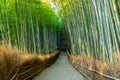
(41, 0), (58, 13)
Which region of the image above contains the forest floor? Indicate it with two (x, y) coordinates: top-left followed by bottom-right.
(33, 52), (86, 80)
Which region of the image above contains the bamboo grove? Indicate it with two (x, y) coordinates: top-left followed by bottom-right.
(53, 0), (120, 64)
(0, 0), (62, 54)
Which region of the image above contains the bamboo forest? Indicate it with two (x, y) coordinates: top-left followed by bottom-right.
(0, 0), (120, 80)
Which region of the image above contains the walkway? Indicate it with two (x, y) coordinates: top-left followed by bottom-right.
(33, 52), (86, 80)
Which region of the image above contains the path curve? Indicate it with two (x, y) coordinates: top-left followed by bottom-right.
(33, 52), (86, 80)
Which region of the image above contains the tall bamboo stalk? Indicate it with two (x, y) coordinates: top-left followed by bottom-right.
(53, 0), (120, 64)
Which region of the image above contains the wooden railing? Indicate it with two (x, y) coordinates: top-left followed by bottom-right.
(8, 51), (59, 80)
(67, 53), (119, 80)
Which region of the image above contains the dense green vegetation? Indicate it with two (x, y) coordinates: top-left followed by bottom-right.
(0, 0), (120, 79)
(0, 0), (62, 54)
(53, 0), (120, 64)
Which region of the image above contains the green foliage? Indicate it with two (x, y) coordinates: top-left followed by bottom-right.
(0, 0), (62, 54)
(53, 0), (120, 64)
